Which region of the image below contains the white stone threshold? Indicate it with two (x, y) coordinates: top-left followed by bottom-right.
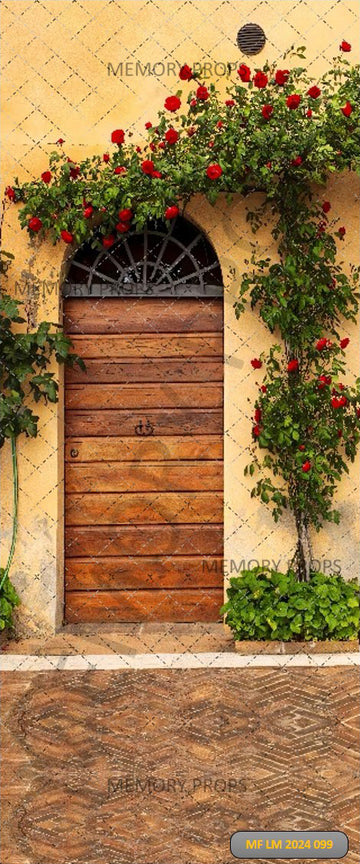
(0, 651), (359, 671)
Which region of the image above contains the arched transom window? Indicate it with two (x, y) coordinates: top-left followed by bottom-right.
(63, 217), (223, 298)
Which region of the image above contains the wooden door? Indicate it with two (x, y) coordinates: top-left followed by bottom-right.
(64, 297), (223, 623)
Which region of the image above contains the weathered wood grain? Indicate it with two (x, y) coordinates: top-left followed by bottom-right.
(65, 408), (223, 436)
(65, 556), (223, 589)
(69, 332), (222, 358)
(65, 461), (223, 492)
(65, 358), (223, 384)
(65, 588), (223, 622)
(65, 382), (223, 409)
(64, 297), (223, 333)
(65, 491), (223, 525)
(65, 435), (223, 462)
(65, 524), (223, 557)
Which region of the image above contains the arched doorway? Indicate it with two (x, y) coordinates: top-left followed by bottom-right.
(62, 217), (224, 623)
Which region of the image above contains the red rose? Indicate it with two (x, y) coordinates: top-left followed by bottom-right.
(286, 94), (301, 109)
(356, 408), (360, 418)
(291, 156), (303, 166)
(307, 85), (321, 99)
(225, 99), (235, 107)
(164, 96), (181, 111)
(306, 109), (313, 118)
(56, 138), (65, 145)
(298, 445), (305, 451)
(254, 407), (262, 423)
(341, 101), (353, 117)
(251, 358), (262, 370)
(287, 359), (299, 372)
(158, 142), (165, 149)
(68, 164), (80, 179)
(301, 460), (311, 473)
(196, 85), (209, 101)
(340, 337), (350, 349)
(149, 142), (156, 152)
(190, 99), (197, 108)
(141, 160), (155, 175)
(253, 71), (268, 88)
(118, 208), (133, 221)
(179, 64), (192, 81)
(337, 429), (343, 438)
(340, 40), (351, 52)
(260, 385), (267, 393)
(237, 64), (251, 82)
(206, 163), (222, 180)
(322, 201), (331, 213)
(216, 120), (223, 129)
(315, 338), (327, 351)
(111, 129), (125, 144)
(145, 122), (152, 129)
(253, 425), (261, 438)
(103, 153), (110, 162)
(41, 171), (52, 183)
(165, 128), (179, 144)
(61, 229), (74, 243)
(318, 374), (331, 389)
(208, 141), (214, 148)
(317, 220), (327, 234)
(338, 226), (346, 237)
(261, 104), (273, 119)
(164, 205), (179, 220)
(187, 126), (196, 137)
(28, 217), (42, 232)
(5, 186), (16, 201)
(102, 235), (116, 248)
(114, 166), (126, 175)
(331, 395), (347, 409)
(136, 146), (141, 153)
(152, 170), (163, 179)
(265, 162), (272, 169)
(274, 69), (289, 86)
(83, 206), (93, 219)
(116, 221), (130, 233)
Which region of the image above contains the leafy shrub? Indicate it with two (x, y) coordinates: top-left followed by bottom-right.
(221, 568), (359, 641)
(0, 569), (20, 631)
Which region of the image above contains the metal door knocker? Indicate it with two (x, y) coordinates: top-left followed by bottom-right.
(134, 419), (154, 436)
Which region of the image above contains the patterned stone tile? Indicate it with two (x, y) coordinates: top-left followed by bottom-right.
(1, 668), (359, 863)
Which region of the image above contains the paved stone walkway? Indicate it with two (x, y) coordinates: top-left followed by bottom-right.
(1, 667), (359, 864)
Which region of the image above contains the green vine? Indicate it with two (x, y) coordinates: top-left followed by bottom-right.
(4, 43), (360, 587)
(0, 435), (18, 591)
(0, 262), (84, 629)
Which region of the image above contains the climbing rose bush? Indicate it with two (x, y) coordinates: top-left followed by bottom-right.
(4, 44), (360, 583)
(5, 46), (359, 247)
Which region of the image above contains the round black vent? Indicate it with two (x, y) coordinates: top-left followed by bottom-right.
(237, 23), (266, 56)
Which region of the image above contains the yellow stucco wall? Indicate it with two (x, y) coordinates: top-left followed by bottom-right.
(1, 0), (359, 635)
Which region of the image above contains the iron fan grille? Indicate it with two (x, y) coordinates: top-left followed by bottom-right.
(63, 217), (223, 298)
